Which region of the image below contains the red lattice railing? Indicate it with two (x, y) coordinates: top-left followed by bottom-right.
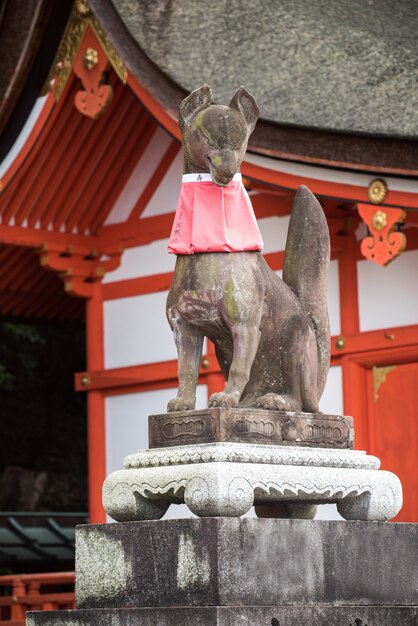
(0, 572), (75, 624)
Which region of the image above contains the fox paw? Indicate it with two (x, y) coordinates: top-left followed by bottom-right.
(167, 397), (195, 412)
(209, 392), (239, 408)
(255, 393), (300, 411)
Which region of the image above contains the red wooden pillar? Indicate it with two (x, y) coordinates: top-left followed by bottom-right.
(338, 225), (362, 440)
(86, 283), (106, 523)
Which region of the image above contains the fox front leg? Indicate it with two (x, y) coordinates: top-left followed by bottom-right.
(167, 307), (204, 412)
(209, 322), (261, 408)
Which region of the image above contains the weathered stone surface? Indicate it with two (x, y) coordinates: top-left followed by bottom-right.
(74, 518), (418, 610)
(125, 443), (377, 470)
(103, 444), (401, 521)
(149, 408), (354, 448)
(167, 86), (330, 415)
(26, 605), (418, 625)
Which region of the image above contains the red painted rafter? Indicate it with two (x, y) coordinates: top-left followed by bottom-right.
(52, 83), (137, 232)
(0, 67), (79, 193)
(0, 252), (35, 291)
(36, 75), (126, 230)
(89, 119), (158, 234)
(0, 247), (29, 280)
(4, 254), (40, 294)
(17, 109), (89, 227)
(31, 278), (71, 319)
(63, 100), (141, 232)
(78, 109), (153, 233)
(1, 81), (83, 225)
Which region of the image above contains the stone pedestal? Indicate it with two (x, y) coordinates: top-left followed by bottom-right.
(27, 518), (418, 625)
(102, 442), (402, 521)
(148, 408), (354, 449)
(27, 411), (407, 625)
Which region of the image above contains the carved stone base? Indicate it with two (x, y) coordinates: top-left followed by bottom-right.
(102, 443), (402, 521)
(148, 408), (354, 448)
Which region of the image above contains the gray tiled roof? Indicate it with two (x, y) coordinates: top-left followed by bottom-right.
(112, 0), (418, 138)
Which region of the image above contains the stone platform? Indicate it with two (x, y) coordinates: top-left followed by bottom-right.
(148, 408), (354, 448)
(103, 442), (402, 521)
(27, 518), (418, 625)
(26, 605), (418, 625)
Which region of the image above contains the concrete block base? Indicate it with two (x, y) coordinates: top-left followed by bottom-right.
(74, 518), (418, 609)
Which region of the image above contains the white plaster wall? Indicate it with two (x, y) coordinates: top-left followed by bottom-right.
(104, 126), (172, 225)
(358, 249), (418, 332)
(319, 365), (343, 416)
(141, 150), (183, 217)
(105, 385), (208, 520)
(316, 364), (344, 520)
(328, 259), (340, 337)
(104, 291), (176, 368)
(104, 239), (175, 283)
(105, 385), (208, 476)
(257, 215), (290, 253)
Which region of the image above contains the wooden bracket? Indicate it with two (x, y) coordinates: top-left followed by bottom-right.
(38, 245), (122, 298)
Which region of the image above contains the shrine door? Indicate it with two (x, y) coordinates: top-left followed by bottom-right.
(364, 361), (418, 522)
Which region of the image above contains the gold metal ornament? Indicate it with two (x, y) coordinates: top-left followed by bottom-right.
(201, 357), (211, 370)
(84, 48), (99, 70)
(80, 374), (91, 387)
(41, 0), (127, 100)
(371, 210), (387, 232)
(74, 0), (91, 16)
(373, 365), (396, 402)
(335, 337), (346, 350)
(368, 179), (388, 205)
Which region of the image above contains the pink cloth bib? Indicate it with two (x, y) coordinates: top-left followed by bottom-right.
(168, 173), (263, 254)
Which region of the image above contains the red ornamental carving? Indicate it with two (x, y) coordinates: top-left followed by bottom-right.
(358, 203), (406, 266)
(73, 32), (113, 119)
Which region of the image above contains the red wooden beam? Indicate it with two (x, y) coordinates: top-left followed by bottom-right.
(0, 223), (97, 252)
(75, 324), (418, 395)
(242, 161), (418, 210)
(98, 212), (174, 246)
(127, 73), (181, 141)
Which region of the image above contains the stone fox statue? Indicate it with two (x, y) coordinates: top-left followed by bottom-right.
(166, 84), (330, 413)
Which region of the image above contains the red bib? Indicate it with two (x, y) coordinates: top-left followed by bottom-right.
(168, 173), (263, 254)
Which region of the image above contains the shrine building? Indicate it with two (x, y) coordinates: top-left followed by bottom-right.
(1, 0), (418, 538)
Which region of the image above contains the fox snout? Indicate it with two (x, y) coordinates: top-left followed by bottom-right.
(209, 150), (237, 186)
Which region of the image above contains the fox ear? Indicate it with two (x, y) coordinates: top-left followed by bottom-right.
(179, 84), (212, 131)
(229, 86), (259, 134)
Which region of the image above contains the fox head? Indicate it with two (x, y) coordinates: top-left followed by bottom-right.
(179, 84), (259, 186)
